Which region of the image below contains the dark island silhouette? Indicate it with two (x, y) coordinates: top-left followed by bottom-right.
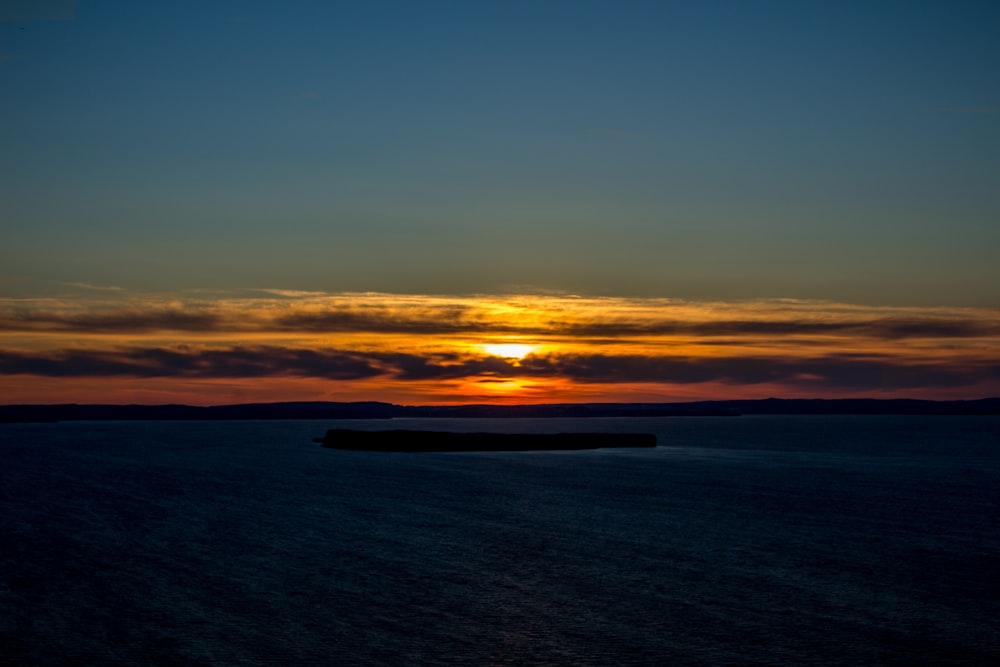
(314, 429), (657, 453)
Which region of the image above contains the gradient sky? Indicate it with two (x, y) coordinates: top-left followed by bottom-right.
(2, 1), (998, 404)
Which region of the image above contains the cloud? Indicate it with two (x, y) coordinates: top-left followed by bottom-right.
(276, 305), (478, 334)
(3, 295), (997, 341)
(520, 353), (1000, 390)
(0, 308), (222, 333)
(63, 282), (125, 292)
(251, 288), (330, 298)
(558, 317), (1000, 340)
(1, 346), (996, 392)
(0, 346), (383, 380)
(1, 291), (997, 398)
(370, 352), (518, 381)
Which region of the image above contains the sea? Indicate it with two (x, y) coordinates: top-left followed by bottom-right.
(1, 416), (998, 665)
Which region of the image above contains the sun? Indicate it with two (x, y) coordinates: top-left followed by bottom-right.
(482, 343), (535, 359)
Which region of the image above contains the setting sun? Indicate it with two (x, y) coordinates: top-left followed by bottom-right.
(482, 343), (535, 359)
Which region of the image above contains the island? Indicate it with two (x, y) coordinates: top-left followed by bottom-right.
(314, 429), (657, 452)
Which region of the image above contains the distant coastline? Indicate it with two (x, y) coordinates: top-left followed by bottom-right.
(1, 398), (998, 422)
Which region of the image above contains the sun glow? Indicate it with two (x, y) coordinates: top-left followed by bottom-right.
(482, 343), (535, 359)
(4, 290), (1000, 405)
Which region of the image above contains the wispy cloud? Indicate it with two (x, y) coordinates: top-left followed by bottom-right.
(252, 288), (330, 298)
(62, 282), (126, 292)
(0, 346), (382, 379)
(519, 353), (1000, 390)
(1, 346), (995, 392)
(2, 290), (998, 401)
(1, 292), (998, 340)
(0, 308), (222, 333)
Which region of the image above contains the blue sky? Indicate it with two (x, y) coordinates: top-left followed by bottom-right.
(2, 1), (999, 304)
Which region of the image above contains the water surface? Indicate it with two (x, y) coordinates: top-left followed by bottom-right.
(2, 416), (997, 664)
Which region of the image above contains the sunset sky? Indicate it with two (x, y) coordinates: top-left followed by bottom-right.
(2, 1), (998, 405)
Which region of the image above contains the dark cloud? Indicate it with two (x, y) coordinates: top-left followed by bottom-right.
(0, 310), (222, 333)
(1, 346), (996, 391)
(559, 318), (1000, 340)
(524, 353), (1000, 390)
(4, 304), (997, 341)
(517, 354), (786, 385)
(370, 352), (518, 381)
(0, 350), (149, 377)
(859, 318), (1000, 339)
(277, 311), (1000, 339)
(0, 347), (382, 380)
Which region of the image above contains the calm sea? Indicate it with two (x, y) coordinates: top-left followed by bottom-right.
(2, 416), (998, 665)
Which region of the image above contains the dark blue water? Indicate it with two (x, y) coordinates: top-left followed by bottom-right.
(2, 416), (998, 665)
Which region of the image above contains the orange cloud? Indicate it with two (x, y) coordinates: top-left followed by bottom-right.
(1, 290), (998, 404)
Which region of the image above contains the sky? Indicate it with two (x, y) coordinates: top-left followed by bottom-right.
(1, 1), (999, 405)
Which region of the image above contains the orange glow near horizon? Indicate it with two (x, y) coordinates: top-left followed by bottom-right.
(4, 373), (996, 408)
(1, 289), (999, 405)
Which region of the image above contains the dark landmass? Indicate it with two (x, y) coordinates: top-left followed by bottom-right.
(1, 398), (999, 423)
(315, 429), (657, 453)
